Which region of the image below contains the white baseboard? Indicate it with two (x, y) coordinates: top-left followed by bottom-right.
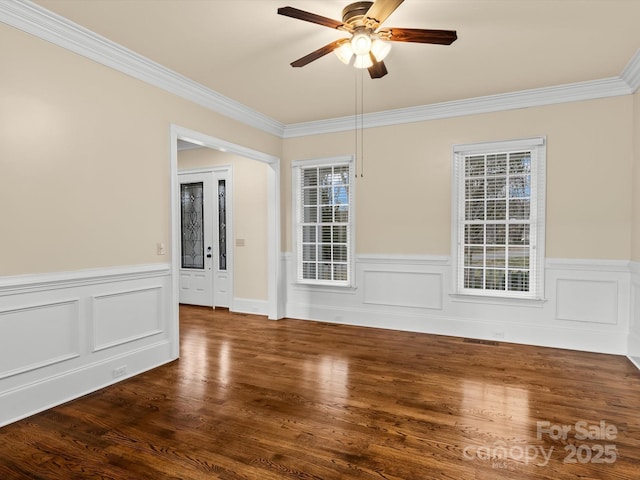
(232, 297), (269, 316)
(628, 355), (640, 371)
(286, 303), (627, 355)
(626, 329), (640, 368)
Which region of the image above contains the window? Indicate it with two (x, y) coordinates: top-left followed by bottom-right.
(218, 179), (227, 271)
(180, 182), (204, 269)
(452, 138), (546, 299)
(293, 157), (354, 286)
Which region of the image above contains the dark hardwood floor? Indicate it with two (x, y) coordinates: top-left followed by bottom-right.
(1, 305), (639, 479)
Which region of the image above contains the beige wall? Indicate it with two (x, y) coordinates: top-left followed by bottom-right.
(0, 23), (279, 276)
(283, 97), (634, 260)
(2, 18), (637, 282)
(177, 149), (268, 301)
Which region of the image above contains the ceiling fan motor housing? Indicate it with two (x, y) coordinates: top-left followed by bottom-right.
(342, 1), (374, 27)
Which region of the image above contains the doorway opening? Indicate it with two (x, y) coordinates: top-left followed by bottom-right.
(169, 125), (282, 358)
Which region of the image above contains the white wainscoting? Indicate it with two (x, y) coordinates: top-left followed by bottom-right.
(0, 264), (173, 427)
(284, 254), (631, 355)
(628, 262), (640, 366)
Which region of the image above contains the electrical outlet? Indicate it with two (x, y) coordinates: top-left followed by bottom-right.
(493, 331), (505, 339)
(113, 365), (127, 378)
(157, 242), (166, 255)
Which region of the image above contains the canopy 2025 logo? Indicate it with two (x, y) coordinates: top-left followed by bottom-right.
(462, 420), (618, 469)
(537, 420), (618, 464)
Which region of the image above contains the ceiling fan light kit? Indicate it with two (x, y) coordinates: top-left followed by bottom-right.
(278, 0), (457, 79)
(354, 53), (373, 69)
(334, 35), (390, 68)
(350, 28), (373, 55)
(334, 39), (354, 65)
(370, 38), (391, 61)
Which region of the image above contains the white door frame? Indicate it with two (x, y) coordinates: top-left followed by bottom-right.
(169, 125), (282, 357)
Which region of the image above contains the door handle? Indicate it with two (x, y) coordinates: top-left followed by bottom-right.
(206, 246), (212, 258)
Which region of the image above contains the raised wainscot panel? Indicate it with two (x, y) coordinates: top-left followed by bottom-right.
(556, 279), (618, 324)
(92, 286), (163, 351)
(0, 299), (80, 379)
(363, 270), (443, 310)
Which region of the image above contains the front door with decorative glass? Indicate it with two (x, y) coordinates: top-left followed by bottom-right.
(178, 172), (215, 306)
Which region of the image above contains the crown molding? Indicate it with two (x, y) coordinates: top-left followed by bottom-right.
(621, 48), (640, 93)
(282, 76), (634, 138)
(0, 0), (285, 137)
(2, 1), (639, 141)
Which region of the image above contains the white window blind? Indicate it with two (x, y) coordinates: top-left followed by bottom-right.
(293, 157), (354, 286)
(453, 138), (546, 299)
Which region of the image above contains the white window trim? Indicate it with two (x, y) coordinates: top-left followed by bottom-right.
(292, 155), (356, 288)
(451, 137), (546, 301)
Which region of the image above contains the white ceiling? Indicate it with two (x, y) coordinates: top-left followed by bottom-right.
(34, 0), (640, 125)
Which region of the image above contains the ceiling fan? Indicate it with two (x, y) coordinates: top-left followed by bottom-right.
(277, 0), (457, 79)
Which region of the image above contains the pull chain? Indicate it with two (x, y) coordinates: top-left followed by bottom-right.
(354, 67), (359, 178)
(354, 68), (365, 179)
(360, 67), (364, 178)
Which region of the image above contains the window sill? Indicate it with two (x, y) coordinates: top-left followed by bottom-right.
(292, 282), (358, 295)
(449, 293), (547, 308)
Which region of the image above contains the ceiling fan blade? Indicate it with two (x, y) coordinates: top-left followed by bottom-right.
(277, 6), (343, 29)
(368, 58), (388, 79)
(365, 0), (404, 25)
(290, 39), (345, 68)
(384, 28), (457, 45)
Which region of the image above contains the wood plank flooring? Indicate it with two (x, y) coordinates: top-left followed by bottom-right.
(1, 305), (639, 479)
